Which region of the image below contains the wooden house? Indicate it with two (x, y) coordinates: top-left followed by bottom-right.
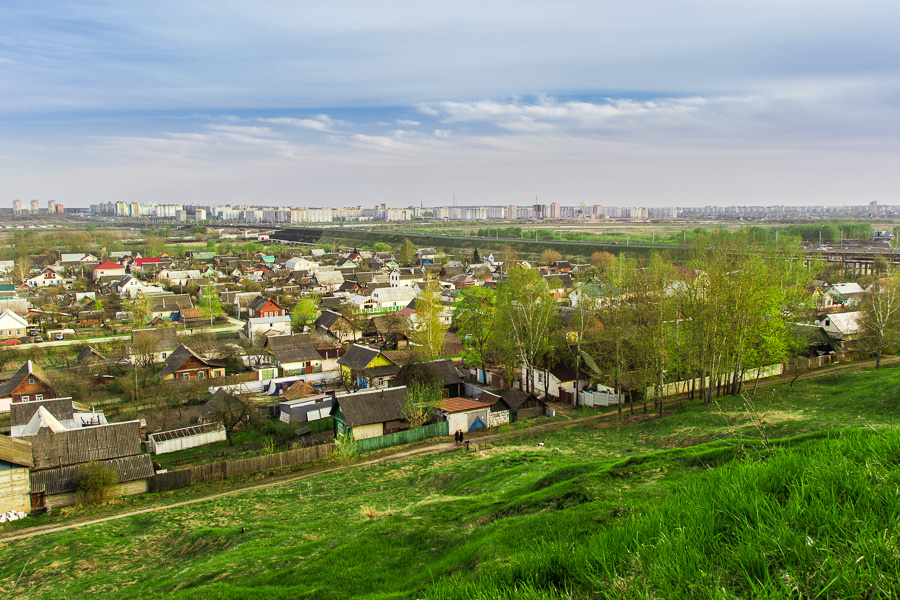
(337, 344), (400, 389)
(129, 328), (179, 364)
(266, 334), (326, 377)
(331, 386), (408, 440)
(159, 345), (227, 382)
(147, 294), (194, 320)
(0, 361), (56, 413)
(248, 295), (285, 318)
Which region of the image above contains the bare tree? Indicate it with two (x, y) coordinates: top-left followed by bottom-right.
(858, 273), (900, 368)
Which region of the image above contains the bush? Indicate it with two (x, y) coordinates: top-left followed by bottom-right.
(73, 461), (118, 504)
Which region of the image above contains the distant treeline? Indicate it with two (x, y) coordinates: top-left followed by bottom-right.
(750, 222), (875, 243)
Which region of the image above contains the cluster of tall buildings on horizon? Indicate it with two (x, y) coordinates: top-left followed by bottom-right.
(11, 198), (65, 215)
(7, 198), (896, 223)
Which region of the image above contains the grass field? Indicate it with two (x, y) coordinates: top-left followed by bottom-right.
(0, 364), (898, 599)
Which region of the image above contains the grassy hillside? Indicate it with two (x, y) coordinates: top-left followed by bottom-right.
(1, 365), (899, 599)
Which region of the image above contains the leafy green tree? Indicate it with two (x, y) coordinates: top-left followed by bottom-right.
(198, 283), (223, 326)
(400, 239), (416, 266)
(400, 382), (441, 429)
(410, 280), (447, 360)
(126, 294), (149, 328)
(496, 265), (558, 394)
(454, 286), (499, 378)
(291, 297), (320, 333)
(541, 248), (562, 266)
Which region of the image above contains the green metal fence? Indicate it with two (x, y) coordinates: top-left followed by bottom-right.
(356, 421), (450, 453)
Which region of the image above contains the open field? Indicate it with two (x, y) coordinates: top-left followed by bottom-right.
(0, 365), (898, 598)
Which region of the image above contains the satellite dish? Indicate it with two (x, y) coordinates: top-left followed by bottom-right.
(813, 320), (821, 326)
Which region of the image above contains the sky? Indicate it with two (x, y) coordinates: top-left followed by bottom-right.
(2, 1), (899, 209)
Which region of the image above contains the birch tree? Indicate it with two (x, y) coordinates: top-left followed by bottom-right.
(496, 265), (557, 394)
(858, 273), (900, 368)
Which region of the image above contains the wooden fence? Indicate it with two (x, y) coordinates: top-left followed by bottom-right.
(356, 422), (450, 453)
(148, 443), (334, 493)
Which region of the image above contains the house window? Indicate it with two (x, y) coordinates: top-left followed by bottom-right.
(28, 378), (34, 385)
(161, 353), (167, 359)
(21, 396), (29, 402)
(35, 394), (43, 401)
(198, 372), (205, 380)
(183, 373), (190, 380)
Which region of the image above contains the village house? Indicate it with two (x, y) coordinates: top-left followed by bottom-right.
(242, 313), (293, 342)
(23, 266), (66, 288)
(822, 283), (866, 308)
(159, 345), (228, 381)
(314, 310), (362, 343)
(266, 334), (328, 378)
(92, 260), (126, 282)
(0, 309), (27, 340)
(331, 386), (408, 440)
(371, 286), (418, 313)
(147, 294), (194, 320)
(395, 359), (463, 398)
(436, 397), (491, 433)
(820, 312), (861, 345)
(129, 328), (179, 364)
(338, 344), (400, 389)
(0, 361), (56, 413)
(248, 295), (286, 318)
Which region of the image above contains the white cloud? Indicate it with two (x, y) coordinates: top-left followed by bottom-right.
(258, 115), (342, 132)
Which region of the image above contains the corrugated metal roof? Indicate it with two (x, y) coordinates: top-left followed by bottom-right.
(437, 397), (491, 413)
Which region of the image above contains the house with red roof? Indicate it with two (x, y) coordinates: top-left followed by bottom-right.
(132, 257), (163, 271)
(92, 260), (126, 282)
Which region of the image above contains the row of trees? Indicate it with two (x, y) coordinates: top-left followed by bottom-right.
(455, 231), (816, 414)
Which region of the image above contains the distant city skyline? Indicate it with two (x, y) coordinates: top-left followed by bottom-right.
(2, 2), (899, 207)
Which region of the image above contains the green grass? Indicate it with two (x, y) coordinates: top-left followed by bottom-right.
(1, 365), (899, 599)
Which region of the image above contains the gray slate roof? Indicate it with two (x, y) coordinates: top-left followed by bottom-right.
(10, 397), (74, 428)
(338, 344), (391, 371)
(333, 386), (407, 427)
(30, 454), (154, 495)
(266, 334), (321, 364)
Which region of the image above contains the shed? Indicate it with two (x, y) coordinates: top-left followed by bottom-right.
(436, 397), (491, 433)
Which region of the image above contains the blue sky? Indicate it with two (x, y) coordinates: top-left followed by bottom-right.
(2, 1), (899, 208)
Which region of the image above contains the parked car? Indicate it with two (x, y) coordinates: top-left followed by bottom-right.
(33, 337), (43, 343)
(55, 333), (64, 340)
(1, 339), (21, 346)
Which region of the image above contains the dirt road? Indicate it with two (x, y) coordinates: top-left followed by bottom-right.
(0, 354), (894, 543)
